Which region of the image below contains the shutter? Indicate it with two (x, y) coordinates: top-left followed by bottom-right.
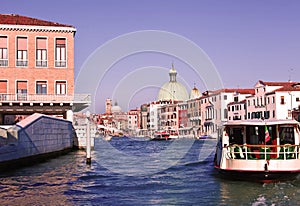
(37, 38), (47, 49)
(0, 81), (7, 93)
(17, 81), (27, 90)
(17, 37), (27, 50)
(0, 36), (7, 48)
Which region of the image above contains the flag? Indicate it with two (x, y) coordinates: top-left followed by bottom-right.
(265, 125), (271, 143)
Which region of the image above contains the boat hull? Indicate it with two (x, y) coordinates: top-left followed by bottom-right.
(214, 166), (300, 182)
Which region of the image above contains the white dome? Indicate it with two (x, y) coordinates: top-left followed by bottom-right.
(158, 82), (189, 101)
(157, 64), (189, 101)
(111, 102), (122, 113)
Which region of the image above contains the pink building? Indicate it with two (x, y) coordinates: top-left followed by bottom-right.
(246, 80), (300, 120)
(0, 14), (90, 124)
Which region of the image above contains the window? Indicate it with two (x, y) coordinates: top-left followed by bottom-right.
(272, 97), (275, 104)
(0, 80), (7, 100)
(36, 37), (47, 67)
(234, 96), (238, 102)
(280, 96), (285, 104)
(224, 109), (228, 118)
(36, 81), (47, 94)
(296, 97), (300, 102)
(0, 80), (7, 93)
(0, 36), (8, 67)
(17, 81), (27, 100)
(273, 110), (275, 118)
(16, 37), (28, 67)
(55, 38), (66, 67)
(55, 81), (66, 95)
(224, 95), (227, 100)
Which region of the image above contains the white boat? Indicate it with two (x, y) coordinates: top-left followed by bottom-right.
(150, 131), (171, 141)
(169, 129), (179, 139)
(214, 119), (300, 182)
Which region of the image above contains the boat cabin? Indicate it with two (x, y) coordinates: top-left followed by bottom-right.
(221, 119), (300, 160)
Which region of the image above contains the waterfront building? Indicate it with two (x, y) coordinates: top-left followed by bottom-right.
(127, 108), (141, 133)
(111, 102), (127, 132)
(178, 101), (188, 136)
(227, 100), (247, 121)
(186, 97), (201, 137)
(246, 80), (300, 120)
(0, 14), (89, 124)
(200, 89), (254, 135)
(157, 101), (179, 132)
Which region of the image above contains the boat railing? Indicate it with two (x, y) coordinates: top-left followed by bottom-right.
(224, 144), (300, 160)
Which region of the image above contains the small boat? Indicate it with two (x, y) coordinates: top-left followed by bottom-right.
(150, 131), (172, 141)
(169, 129), (179, 139)
(214, 119), (300, 182)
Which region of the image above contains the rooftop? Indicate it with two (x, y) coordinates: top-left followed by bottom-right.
(0, 14), (74, 28)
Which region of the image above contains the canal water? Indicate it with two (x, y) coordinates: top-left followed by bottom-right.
(0, 137), (300, 206)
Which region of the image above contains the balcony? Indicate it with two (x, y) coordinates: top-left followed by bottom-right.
(16, 60), (28, 67)
(55, 60), (66, 67)
(0, 94), (73, 102)
(0, 59), (8, 67)
(1, 93), (90, 102)
(0, 93), (91, 113)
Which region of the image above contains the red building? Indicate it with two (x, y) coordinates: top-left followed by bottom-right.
(0, 14), (88, 124)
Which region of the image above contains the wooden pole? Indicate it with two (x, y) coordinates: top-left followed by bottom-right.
(86, 111), (91, 165)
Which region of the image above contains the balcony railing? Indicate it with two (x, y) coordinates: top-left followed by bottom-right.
(0, 93), (74, 102)
(0, 59), (8, 67)
(16, 60), (28, 67)
(36, 60), (48, 67)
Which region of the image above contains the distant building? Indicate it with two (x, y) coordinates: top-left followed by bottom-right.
(105, 98), (112, 115)
(127, 108), (140, 131)
(178, 101), (188, 136)
(186, 97), (201, 136)
(111, 101), (127, 131)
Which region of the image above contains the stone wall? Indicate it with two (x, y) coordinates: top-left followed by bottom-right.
(0, 113), (75, 164)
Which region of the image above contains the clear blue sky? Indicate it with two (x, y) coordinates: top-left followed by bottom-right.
(2, 0), (300, 113)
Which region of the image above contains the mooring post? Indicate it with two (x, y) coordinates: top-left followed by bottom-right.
(86, 111), (91, 165)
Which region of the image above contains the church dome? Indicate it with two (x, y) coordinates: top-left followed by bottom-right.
(111, 101), (122, 113)
(190, 84), (201, 99)
(157, 64), (189, 101)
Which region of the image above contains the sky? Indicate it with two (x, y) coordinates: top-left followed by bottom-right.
(2, 0), (300, 113)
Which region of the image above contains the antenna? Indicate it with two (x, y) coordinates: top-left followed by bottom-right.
(288, 68), (294, 82)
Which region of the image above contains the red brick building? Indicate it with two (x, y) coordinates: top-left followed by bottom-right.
(0, 14), (84, 124)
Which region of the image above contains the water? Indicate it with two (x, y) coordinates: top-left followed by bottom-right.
(1, 137), (300, 206)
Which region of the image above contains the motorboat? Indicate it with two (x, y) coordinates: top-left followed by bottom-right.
(214, 119), (300, 182)
(150, 131), (172, 141)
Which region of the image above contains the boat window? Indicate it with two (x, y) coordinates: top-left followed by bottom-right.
(228, 127), (243, 145)
(279, 127), (295, 144)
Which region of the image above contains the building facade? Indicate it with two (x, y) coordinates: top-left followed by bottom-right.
(246, 81), (300, 120)
(0, 14), (78, 124)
